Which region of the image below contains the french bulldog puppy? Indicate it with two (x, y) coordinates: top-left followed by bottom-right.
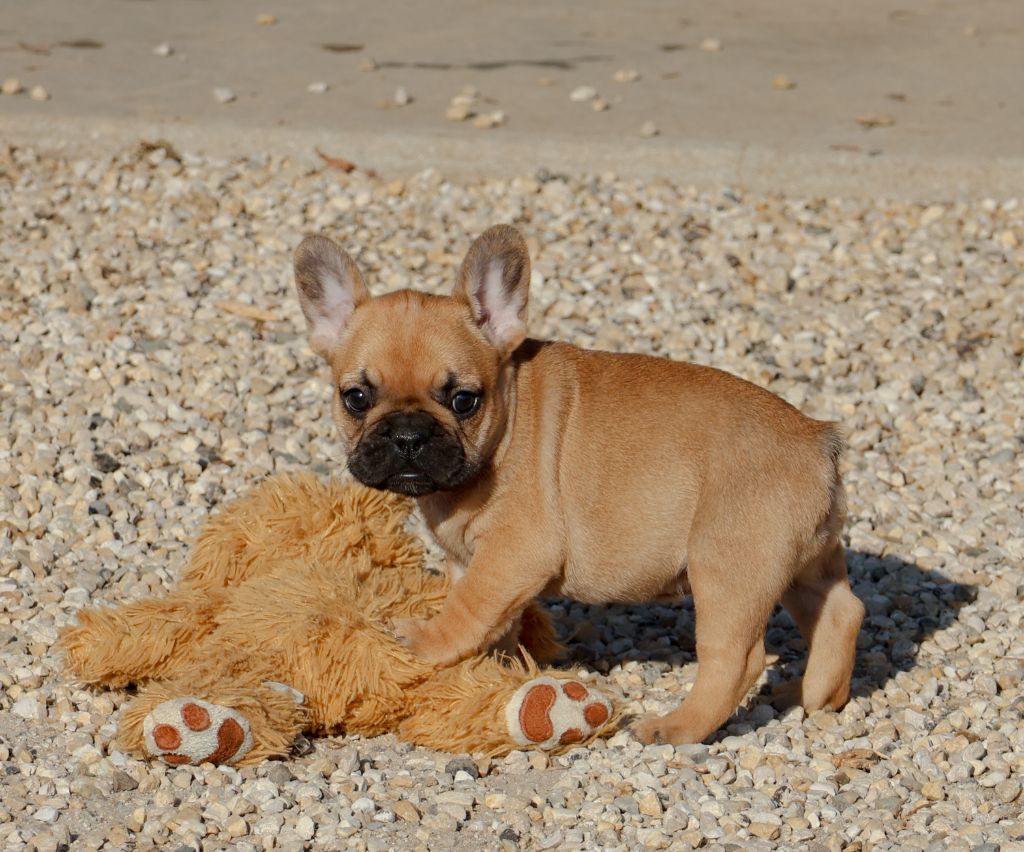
(293, 225), (865, 744)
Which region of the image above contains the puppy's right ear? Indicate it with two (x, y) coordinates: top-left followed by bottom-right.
(293, 235), (369, 357)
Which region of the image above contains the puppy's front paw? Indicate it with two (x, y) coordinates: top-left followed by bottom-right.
(631, 712), (706, 746)
(391, 617), (463, 667)
(630, 712), (712, 745)
(390, 616), (429, 650)
(630, 713), (671, 746)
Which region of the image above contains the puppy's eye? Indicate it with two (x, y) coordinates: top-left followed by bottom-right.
(450, 390), (481, 417)
(342, 387), (371, 416)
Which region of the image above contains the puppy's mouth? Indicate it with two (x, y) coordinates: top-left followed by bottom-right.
(384, 470), (438, 497)
(347, 411), (478, 497)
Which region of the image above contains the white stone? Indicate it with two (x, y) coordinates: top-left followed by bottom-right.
(351, 797), (376, 814)
(12, 696), (44, 721)
(34, 806), (59, 824)
(569, 85), (598, 102)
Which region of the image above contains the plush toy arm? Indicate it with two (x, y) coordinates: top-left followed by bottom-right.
(59, 590), (226, 688)
(398, 655), (617, 756)
(181, 475), (422, 590)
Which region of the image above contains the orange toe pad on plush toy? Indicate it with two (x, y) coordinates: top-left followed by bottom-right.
(143, 698), (253, 766)
(505, 676), (613, 749)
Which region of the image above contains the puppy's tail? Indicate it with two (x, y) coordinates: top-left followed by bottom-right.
(818, 421), (848, 537)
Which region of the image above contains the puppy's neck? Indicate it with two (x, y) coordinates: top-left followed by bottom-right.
(416, 353), (520, 526)
(490, 357), (520, 470)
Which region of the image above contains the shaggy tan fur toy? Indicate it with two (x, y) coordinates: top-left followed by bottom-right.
(59, 475), (615, 766)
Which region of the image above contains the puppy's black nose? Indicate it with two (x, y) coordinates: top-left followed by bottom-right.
(384, 412), (435, 459)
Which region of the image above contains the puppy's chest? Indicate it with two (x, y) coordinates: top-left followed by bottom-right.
(419, 506), (473, 577)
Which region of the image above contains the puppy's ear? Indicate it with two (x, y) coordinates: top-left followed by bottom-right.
(454, 225), (531, 356)
(293, 235), (369, 357)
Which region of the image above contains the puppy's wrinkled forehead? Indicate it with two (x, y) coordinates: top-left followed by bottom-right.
(330, 291), (494, 395)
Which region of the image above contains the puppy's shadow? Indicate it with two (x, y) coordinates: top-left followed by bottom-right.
(546, 550), (976, 709)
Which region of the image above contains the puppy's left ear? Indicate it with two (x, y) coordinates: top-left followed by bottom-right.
(293, 234), (369, 358)
(454, 225), (531, 356)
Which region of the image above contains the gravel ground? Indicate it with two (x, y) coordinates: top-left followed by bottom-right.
(1, 142), (1022, 851)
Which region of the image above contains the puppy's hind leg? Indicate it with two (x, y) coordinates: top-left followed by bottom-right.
(781, 539), (865, 712)
(489, 602), (564, 665)
(632, 547), (779, 745)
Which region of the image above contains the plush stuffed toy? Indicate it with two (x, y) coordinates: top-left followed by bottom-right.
(60, 475), (615, 766)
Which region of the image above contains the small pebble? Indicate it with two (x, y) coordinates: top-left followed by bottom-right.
(152, 43), (173, 57)
(29, 85), (49, 101)
(569, 85), (598, 102)
(699, 37), (722, 52)
(393, 800), (420, 822)
(446, 100), (473, 121)
(446, 87), (479, 121)
(444, 757), (480, 779)
(472, 109), (505, 129)
(995, 779), (1021, 803)
(856, 113), (895, 128)
(351, 798), (376, 814)
(2, 77), (24, 95)
(212, 87), (236, 104)
(265, 763), (294, 786)
(33, 807), (59, 825)
(749, 822), (781, 841)
(640, 120), (659, 138)
(11, 696), (44, 720)
(225, 817), (249, 838)
(393, 86), (412, 106)
(307, 81), (329, 94)
(612, 68), (641, 83)
(111, 770), (139, 792)
(256, 13), (277, 25)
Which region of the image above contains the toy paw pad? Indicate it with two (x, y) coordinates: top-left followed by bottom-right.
(505, 676), (612, 749)
(143, 697), (253, 766)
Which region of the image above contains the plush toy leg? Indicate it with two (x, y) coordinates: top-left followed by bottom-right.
(397, 657), (616, 756)
(141, 696), (255, 766)
(117, 668), (308, 767)
(504, 675), (613, 750)
(60, 590), (227, 688)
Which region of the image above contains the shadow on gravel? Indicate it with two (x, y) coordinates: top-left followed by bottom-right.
(374, 55), (612, 71)
(549, 550), (976, 713)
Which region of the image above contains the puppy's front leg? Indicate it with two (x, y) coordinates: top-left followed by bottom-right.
(394, 537), (557, 667)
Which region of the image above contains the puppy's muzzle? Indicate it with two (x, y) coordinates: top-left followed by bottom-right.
(348, 411), (477, 496)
